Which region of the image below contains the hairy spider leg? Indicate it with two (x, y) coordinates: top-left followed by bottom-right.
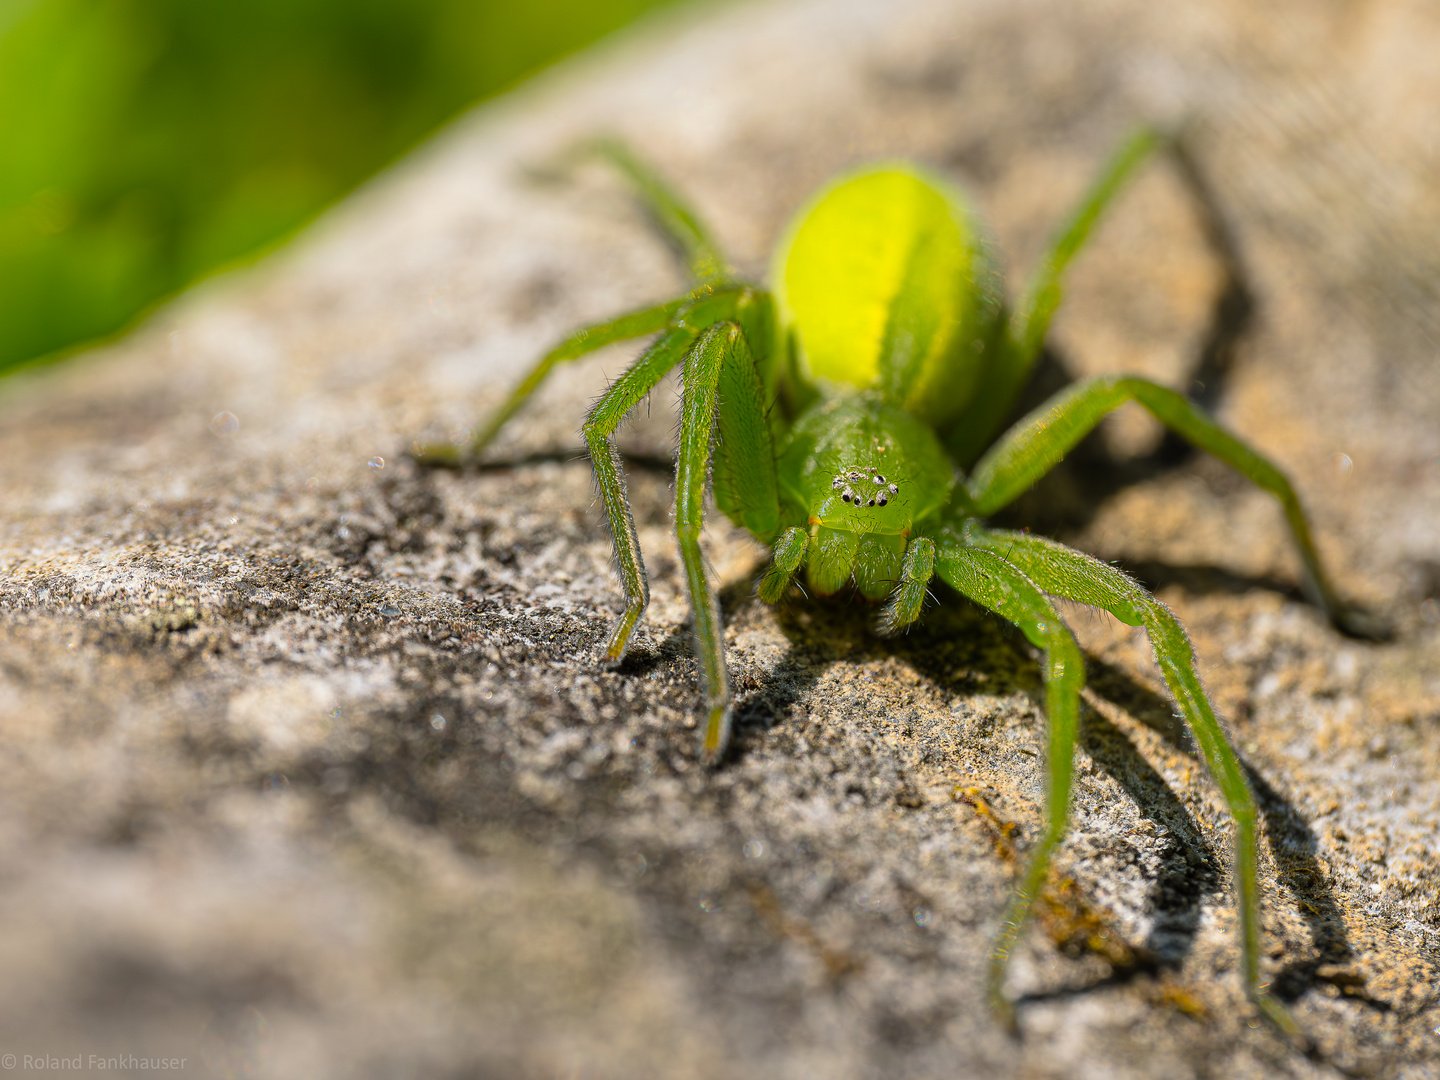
(675, 322), (782, 762)
(758, 526), (808, 604)
(708, 292), (783, 541)
(962, 523), (1301, 1037)
(948, 127), (1165, 464)
(413, 297), (686, 466)
(583, 138), (731, 284)
(926, 534), (1086, 1029)
(418, 136), (741, 469)
(878, 535), (937, 635)
(964, 374), (1371, 636)
(864, 520), (1298, 1034)
(582, 326), (706, 662)
(1011, 128), (1166, 375)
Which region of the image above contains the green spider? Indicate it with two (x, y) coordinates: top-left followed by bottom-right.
(418, 129), (1368, 1035)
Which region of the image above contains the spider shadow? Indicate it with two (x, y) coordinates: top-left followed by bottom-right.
(727, 580), (1351, 999)
(1242, 767), (1359, 1005)
(734, 592), (1222, 965)
(606, 574), (785, 685)
(1084, 655), (1356, 1002)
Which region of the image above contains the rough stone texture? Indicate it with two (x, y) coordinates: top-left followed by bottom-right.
(2, 0), (1439, 1076)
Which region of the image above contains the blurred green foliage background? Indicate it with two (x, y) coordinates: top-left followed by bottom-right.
(0, 0), (683, 377)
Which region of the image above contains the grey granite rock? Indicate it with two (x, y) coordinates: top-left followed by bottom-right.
(2, 0), (1439, 1076)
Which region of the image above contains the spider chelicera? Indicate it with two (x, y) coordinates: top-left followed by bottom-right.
(416, 129), (1371, 1035)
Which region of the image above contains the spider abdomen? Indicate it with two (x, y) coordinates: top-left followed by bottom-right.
(772, 165), (1003, 427)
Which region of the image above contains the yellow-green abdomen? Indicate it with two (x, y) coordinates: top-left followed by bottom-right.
(772, 165), (1000, 427)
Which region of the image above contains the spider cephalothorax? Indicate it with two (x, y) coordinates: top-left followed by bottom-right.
(417, 130), (1371, 1036)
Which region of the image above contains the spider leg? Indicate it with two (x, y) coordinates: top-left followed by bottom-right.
(426, 135), (746, 468)
(948, 128), (1164, 462)
(878, 536), (937, 635)
(414, 297), (688, 466)
(582, 326), (704, 663)
(965, 374), (1374, 636)
(710, 295), (782, 542)
(961, 522), (1301, 1038)
(584, 138), (730, 284)
(1010, 128), (1165, 375)
(930, 530), (1085, 1028)
(758, 526), (807, 604)
(674, 321), (764, 764)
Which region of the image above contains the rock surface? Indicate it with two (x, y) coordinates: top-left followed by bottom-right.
(2, 0), (1439, 1076)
